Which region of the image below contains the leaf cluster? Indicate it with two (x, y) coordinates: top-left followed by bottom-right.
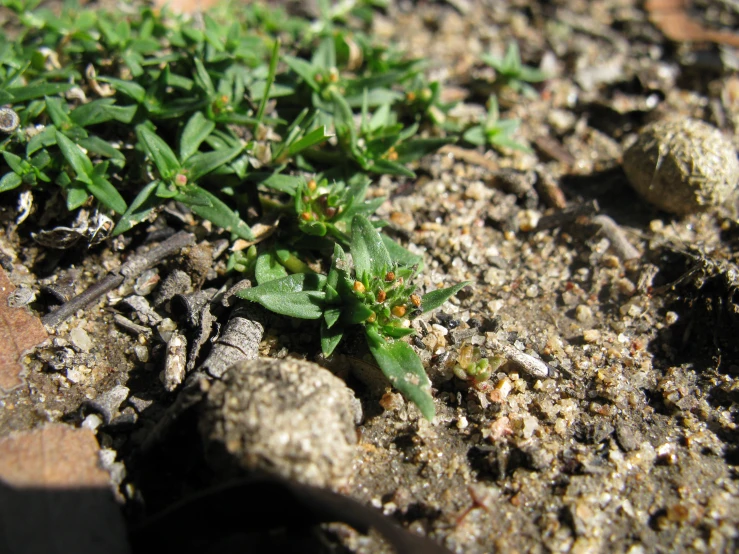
(481, 41), (548, 99)
(239, 215), (469, 420)
(462, 95), (531, 153)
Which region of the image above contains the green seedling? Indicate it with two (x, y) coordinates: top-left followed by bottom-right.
(481, 41), (548, 99)
(463, 95), (531, 153)
(453, 343), (505, 387)
(238, 214), (470, 420)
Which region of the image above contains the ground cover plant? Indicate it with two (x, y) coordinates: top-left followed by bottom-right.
(0, 0), (535, 416)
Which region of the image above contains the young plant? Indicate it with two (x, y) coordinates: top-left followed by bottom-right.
(453, 343), (505, 388)
(481, 42), (548, 99)
(463, 95), (531, 153)
(237, 214), (470, 420)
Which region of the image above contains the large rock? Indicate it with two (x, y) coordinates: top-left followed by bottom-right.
(200, 358), (362, 488)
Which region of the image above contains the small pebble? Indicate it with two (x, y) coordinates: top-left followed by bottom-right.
(69, 326), (93, 352)
(583, 329), (601, 343)
(623, 117), (739, 214)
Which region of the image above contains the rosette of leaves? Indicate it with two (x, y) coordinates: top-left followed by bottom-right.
(238, 215), (469, 419)
(463, 95), (531, 153)
(481, 42), (548, 99)
(294, 175), (383, 243)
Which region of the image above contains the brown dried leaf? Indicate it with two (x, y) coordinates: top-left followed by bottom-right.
(0, 425), (109, 487)
(0, 425), (130, 554)
(646, 0), (739, 47)
(0, 267), (48, 395)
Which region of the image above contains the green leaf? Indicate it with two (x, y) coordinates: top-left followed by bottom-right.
(3, 152), (26, 174)
(250, 173), (303, 195)
(0, 172), (22, 192)
(462, 126), (485, 146)
(99, 77), (146, 103)
(78, 136), (126, 164)
(324, 306), (342, 328)
(255, 38), (280, 128)
(66, 184), (89, 211)
(7, 83), (73, 103)
(56, 131), (94, 184)
(70, 100), (137, 126)
(174, 184), (253, 240)
(288, 125), (332, 157)
(88, 172), (127, 213)
(193, 57), (215, 96)
(350, 214), (392, 279)
(394, 137), (453, 164)
(248, 290), (326, 319)
(238, 273), (327, 300)
(136, 125), (181, 179)
(183, 146), (242, 182)
(321, 320), (344, 356)
(369, 158), (415, 178)
(381, 235), (423, 269)
(255, 251), (289, 284)
(180, 112), (215, 161)
(283, 55), (320, 92)
(365, 327), (434, 420)
(341, 301), (373, 325)
(112, 180), (159, 236)
(421, 281), (470, 314)
(44, 96), (72, 127)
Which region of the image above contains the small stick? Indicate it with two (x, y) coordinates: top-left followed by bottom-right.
(591, 214), (641, 260)
(42, 231), (195, 327)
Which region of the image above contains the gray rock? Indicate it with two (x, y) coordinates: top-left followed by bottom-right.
(623, 117), (739, 214)
(200, 358), (362, 488)
(86, 385), (129, 424)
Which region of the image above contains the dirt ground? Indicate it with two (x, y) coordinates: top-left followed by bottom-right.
(2, 1), (739, 553)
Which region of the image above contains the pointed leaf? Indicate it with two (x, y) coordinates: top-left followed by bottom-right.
(56, 131), (94, 184)
(321, 320), (344, 356)
(255, 251), (289, 285)
(180, 112), (215, 161)
(136, 125), (181, 179)
(174, 184), (253, 240)
(366, 327), (434, 420)
(238, 273), (327, 300)
(351, 215), (391, 279)
(249, 291), (326, 319)
(87, 173), (127, 213)
(421, 281), (470, 314)
(183, 146), (242, 182)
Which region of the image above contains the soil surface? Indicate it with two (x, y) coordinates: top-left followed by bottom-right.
(2, 1), (739, 553)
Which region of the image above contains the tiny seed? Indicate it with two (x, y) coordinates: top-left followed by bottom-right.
(354, 281), (366, 293)
(385, 272), (395, 282)
(377, 290), (386, 303)
(410, 294), (421, 307)
(391, 305), (406, 317)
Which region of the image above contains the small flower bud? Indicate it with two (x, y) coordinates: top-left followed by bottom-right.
(385, 272), (395, 282)
(307, 179), (317, 191)
(353, 281), (366, 293)
(377, 290), (386, 303)
(391, 305), (406, 318)
(366, 312), (377, 323)
(410, 294), (421, 307)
